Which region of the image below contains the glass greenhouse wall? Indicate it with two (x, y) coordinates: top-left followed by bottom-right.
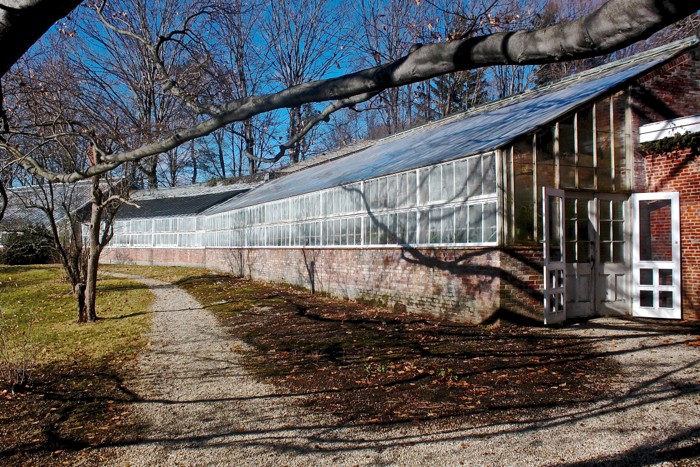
(504, 91), (631, 246)
(110, 151), (498, 248)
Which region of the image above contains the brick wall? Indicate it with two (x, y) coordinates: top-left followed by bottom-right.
(103, 245), (545, 324)
(629, 47), (700, 320)
(631, 48), (700, 191)
(642, 148), (700, 320)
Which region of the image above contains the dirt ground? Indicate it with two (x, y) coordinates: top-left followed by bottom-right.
(179, 275), (618, 426)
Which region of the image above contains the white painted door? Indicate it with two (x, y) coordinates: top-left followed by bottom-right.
(595, 195), (631, 315)
(543, 187), (566, 325)
(632, 193), (681, 319)
(564, 195), (595, 318)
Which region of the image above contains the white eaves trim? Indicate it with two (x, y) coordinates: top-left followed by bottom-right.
(639, 114), (700, 143)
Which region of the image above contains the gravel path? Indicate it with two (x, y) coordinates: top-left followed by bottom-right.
(105, 274), (700, 466)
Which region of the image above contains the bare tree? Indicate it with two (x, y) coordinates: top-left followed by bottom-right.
(0, 36), (131, 322)
(75, 0), (197, 189)
(0, 0), (696, 184)
(358, 0), (422, 136)
(264, 0), (350, 163)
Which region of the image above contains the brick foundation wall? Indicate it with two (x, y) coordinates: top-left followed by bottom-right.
(643, 148), (700, 320)
(103, 245), (545, 324)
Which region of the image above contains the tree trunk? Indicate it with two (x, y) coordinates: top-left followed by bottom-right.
(76, 282), (89, 323)
(78, 176), (103, 323)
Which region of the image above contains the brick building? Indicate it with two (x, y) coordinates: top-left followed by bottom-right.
(104, 37), (700, 324)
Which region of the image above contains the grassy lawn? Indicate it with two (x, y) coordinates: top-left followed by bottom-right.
(0, 264), (155, 466)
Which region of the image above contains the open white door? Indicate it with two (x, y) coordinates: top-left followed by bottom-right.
(632, 192), (681, 319)
(543, 187), (566, 325)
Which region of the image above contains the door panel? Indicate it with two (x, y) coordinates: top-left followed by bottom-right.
(543, 187), (566, 325)
(596, 195), (630, 315)
(564, 196), (594, 317)
(632, 193), (681, 319)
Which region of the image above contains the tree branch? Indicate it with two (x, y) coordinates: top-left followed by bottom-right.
(7, 0), (699, 182)
(245, 91), (379, 163)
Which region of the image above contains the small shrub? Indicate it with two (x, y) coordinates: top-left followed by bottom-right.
(0, 307), (36, 392)
(0, 225), (54, 265)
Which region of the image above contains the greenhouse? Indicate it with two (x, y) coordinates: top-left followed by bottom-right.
(106, 36), (700, 324)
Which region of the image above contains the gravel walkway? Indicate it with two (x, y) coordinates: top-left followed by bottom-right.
(105, 274), (700, 466)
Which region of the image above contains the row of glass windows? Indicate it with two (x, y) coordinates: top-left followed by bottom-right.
(111, 152), (499, 248)
(196, 201), (497, 248)
(114, 216), (202, 235)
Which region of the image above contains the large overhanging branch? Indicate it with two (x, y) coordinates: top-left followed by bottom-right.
(7, 0), (699, 182)
(0, 0), (82, 77)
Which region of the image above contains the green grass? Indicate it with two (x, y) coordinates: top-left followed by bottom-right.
(0, 264), (155, 367)
(101, 263), (211, 285)
(0, 264), (157, 465)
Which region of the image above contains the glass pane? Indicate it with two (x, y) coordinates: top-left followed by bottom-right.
(406, 212), (417, 244)
(429, 166), (442, 202)
(659, 291), (673, 308)
(613, 221), (624, 241)
(406, 171), (417, 206)
(559, 117), (576, 189)
(454, 160), (469, 198)
(612, 201), (623, 220)
(419, 169), (429, 205)
(467, 157), (482, 197)
(612, 242), (624, 263)
(578, 107), (595, 189)
(659, 269), (673, 286)
(442, 207), (455, 243)
(512, 138), (535, 244)
(419, 211), (429, 244)
(386, 176), (397, 210)
(638, 199), (672, 262)
(387, 213), (397, 244)
(613, 93), (629, 190)
(640, 268), (654, 285)
(640, 290), (654, 307)
(484, 202), (497, 242)
(429, 209), (441, 243)
(482, 154), (496, 194)
(537, 128), (555, 188)
(600, 221), (611, 242)
(596, 98), (613, 191)
(378, 178), (388, 209)
(468, 204), (483, 243)
(548, 195), (562, 262)
(442, 163), (455, 201)
(455, 205), (468, 243)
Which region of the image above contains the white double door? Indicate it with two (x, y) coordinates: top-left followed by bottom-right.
(543, 189), (680, 324)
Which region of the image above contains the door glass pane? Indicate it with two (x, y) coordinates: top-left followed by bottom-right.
(548, 195), (562, 262)
(659, 269), (673, 286)
(640, 268), (653, 285)
(659, 291), (673, 308)
(640, 290), (654, 307)
(638, 199), (672, 261)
